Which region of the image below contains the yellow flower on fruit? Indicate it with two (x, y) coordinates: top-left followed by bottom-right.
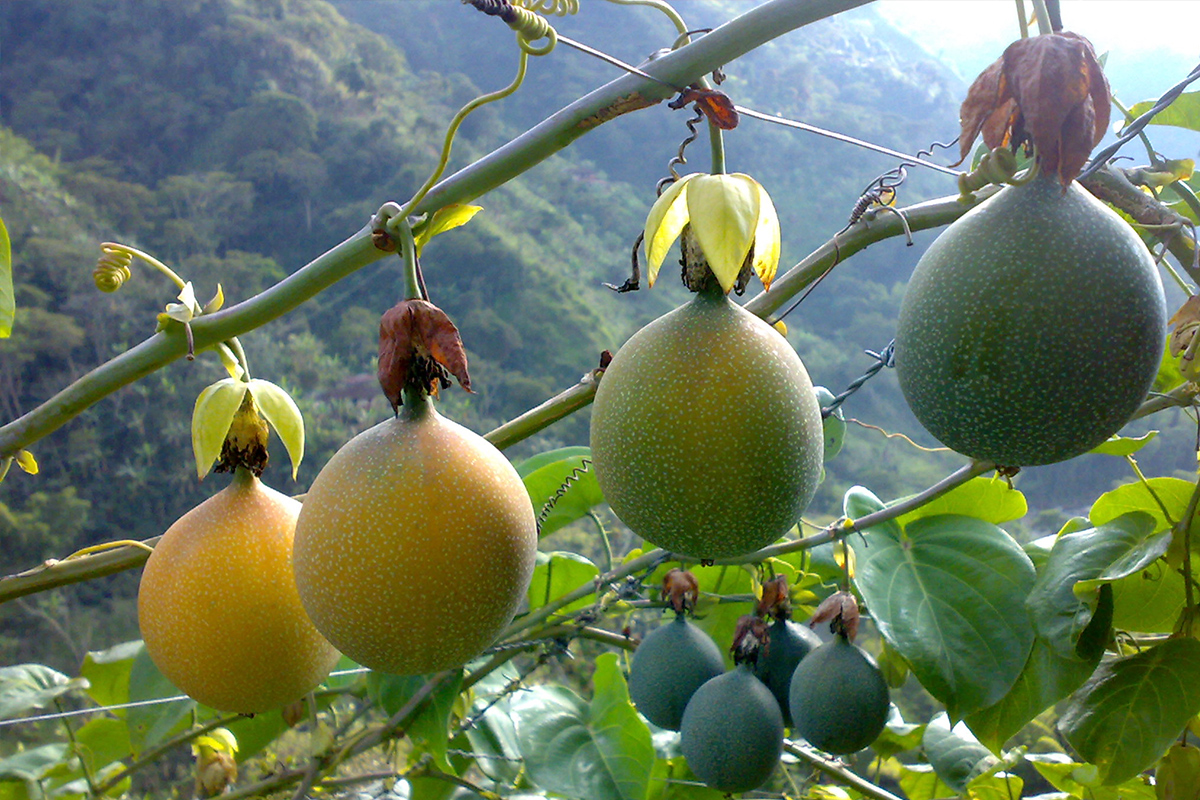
(644, 173), (781, 293)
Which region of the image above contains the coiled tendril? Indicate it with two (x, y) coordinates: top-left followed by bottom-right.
(514, 0), (579, 15)
(467, 0), (558, 55)
(94, 243), (133, 292)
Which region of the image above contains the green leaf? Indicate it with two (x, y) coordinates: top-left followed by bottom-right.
(414, 204), (483, 255)
(966, 772), (1024, 800)
(0, 664), (87, 721)
(1027, 753), (1157, 799)
(1089, 477), (1193, 533)
(843, 485), (901, 539)
(528, 551), (599, 613)
(519, 449), (604, 538)
(965, 585), (1111, 753)
(1156, 742), (1200, 800)
(1060, 637), (1200, 785)
(191, 378), (248, 480)
(897, 764), (957, 800)
(515, 652), (654, 800)
(852, 514), (1037, 719)
(73, 717), (132, 775)
(366, 670), (464, 770)
(0, 744), (70, 795)
(80, 641), (142, 712)
(1129, 91), (1200, 132)
(647, 756), (726, 800)
(0, 215), (12, 338)
(219, 709), (288, 763)
(1155, 337), (1187, 392)
(1088, 431), (1159, 456)
(1027, 513), (1160, 660)
(247, 378), (304, 480)
(922, 712), (998, 792)
(896, 476), (1027, 528)
(125, 645), (193, 756)
(1109, 559), (1187, 633)
(516, 446), (591, 478)
(870, 705), (925, 761)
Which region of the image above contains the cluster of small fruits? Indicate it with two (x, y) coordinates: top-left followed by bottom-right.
(628, 571), (889, 793)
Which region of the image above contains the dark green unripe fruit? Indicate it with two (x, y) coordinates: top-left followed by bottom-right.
(591, 289), (824, 559)
(789, 635), (889, 755)
(627, 615), (724, 731)
(896, 174), (1166, 466)
(753, 618), (822, 726)
(680, 665), (784, 793)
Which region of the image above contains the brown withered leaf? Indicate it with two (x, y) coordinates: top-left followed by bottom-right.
(808, 590), (860, 642)
(668, 87), (739, 130)
(662, 568), (700, 615)
(958, 31), (1110, 185)
(378, 299), (472, 412)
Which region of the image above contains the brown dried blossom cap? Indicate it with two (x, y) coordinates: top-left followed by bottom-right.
(377, 299), (472, 413)
(958, 31), (1110, 185)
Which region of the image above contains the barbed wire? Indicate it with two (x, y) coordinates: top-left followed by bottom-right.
(1080, 61), (1200, 181)
(821, 341), (896, 419)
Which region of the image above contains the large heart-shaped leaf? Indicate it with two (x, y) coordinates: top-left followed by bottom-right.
(1026, 513), (1159, 660)
(852, 513), (1036, 719)
(515, 652), (653, 800)
(965, 584), (1111, 753)
(1089, 478), (1192, 533)
(1109, 558), (1187, 633)
(1060, 637), (1200, 785)
(0, 664), (87, 721)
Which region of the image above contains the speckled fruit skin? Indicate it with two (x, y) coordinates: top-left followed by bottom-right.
(137, 472), (339, 714)
(896, 174), (1166, 466)
(627, 615), (725, 731)
(789, 635), (889, 755)
(680, 665), (784, 793)
(292, 400), (537, 675)
(590, 289), (823, 559)
(753, 618), (822, 726)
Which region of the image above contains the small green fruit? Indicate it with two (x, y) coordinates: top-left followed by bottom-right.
(680, 665), (784, 793)
(753, 618), (821, 726)
(789, 634), (889, 755)
(896, 174), (1165, 466)
(627, 615), (724, 731)
(591, 288), (824, 558)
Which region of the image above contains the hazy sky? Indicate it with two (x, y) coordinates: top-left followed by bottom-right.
(874, 1), (1200, 99)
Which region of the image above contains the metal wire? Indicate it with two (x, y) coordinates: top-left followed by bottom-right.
(822, 341), (896, 418)
(1080, 61), (1200, 180)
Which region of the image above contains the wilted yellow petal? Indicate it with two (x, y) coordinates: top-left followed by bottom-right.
(248, 378), (305, 480)
(644, 174), (695, 286)
(16, 449), (38, 475)
(686, 173), (759, 293)
(192, 728), (239, 756)
(215, 343), (245, 380)
(192, 378), (248, 480)
(203, 284), (224, 315)
(751, 181), (781, 290)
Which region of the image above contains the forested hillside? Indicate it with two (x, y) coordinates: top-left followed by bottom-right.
(0, 0), (1190, 671)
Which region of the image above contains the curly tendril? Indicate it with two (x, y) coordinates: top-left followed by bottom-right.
(465, 0), (558, 55)
(94, 244), (134, 292)
(514, 0), (578, 15)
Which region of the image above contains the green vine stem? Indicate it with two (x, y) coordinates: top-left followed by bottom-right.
(395, 218), (420, 301)
(0, 0), (866, 465)
(1014, 0), (1030, 39)
(94, 712), (241, 795)
(1178, 477), (1200, 631)
(783, 741), (905, 800)
(604, 0), (688, 35)
(1031, 0), (1052, 34)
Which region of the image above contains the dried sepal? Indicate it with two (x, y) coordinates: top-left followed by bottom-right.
(756, 574), (790, 619)
(214, 390), (270, 477)
(809, 590), (860, 642)
(958, 31), (1110, 185)
(662, 568), (700, 615)
(730, 614), (770, 666)
(378, 299), (473, 412)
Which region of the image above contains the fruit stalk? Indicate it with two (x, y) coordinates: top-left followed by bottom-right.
(783, 741), (905, 800)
